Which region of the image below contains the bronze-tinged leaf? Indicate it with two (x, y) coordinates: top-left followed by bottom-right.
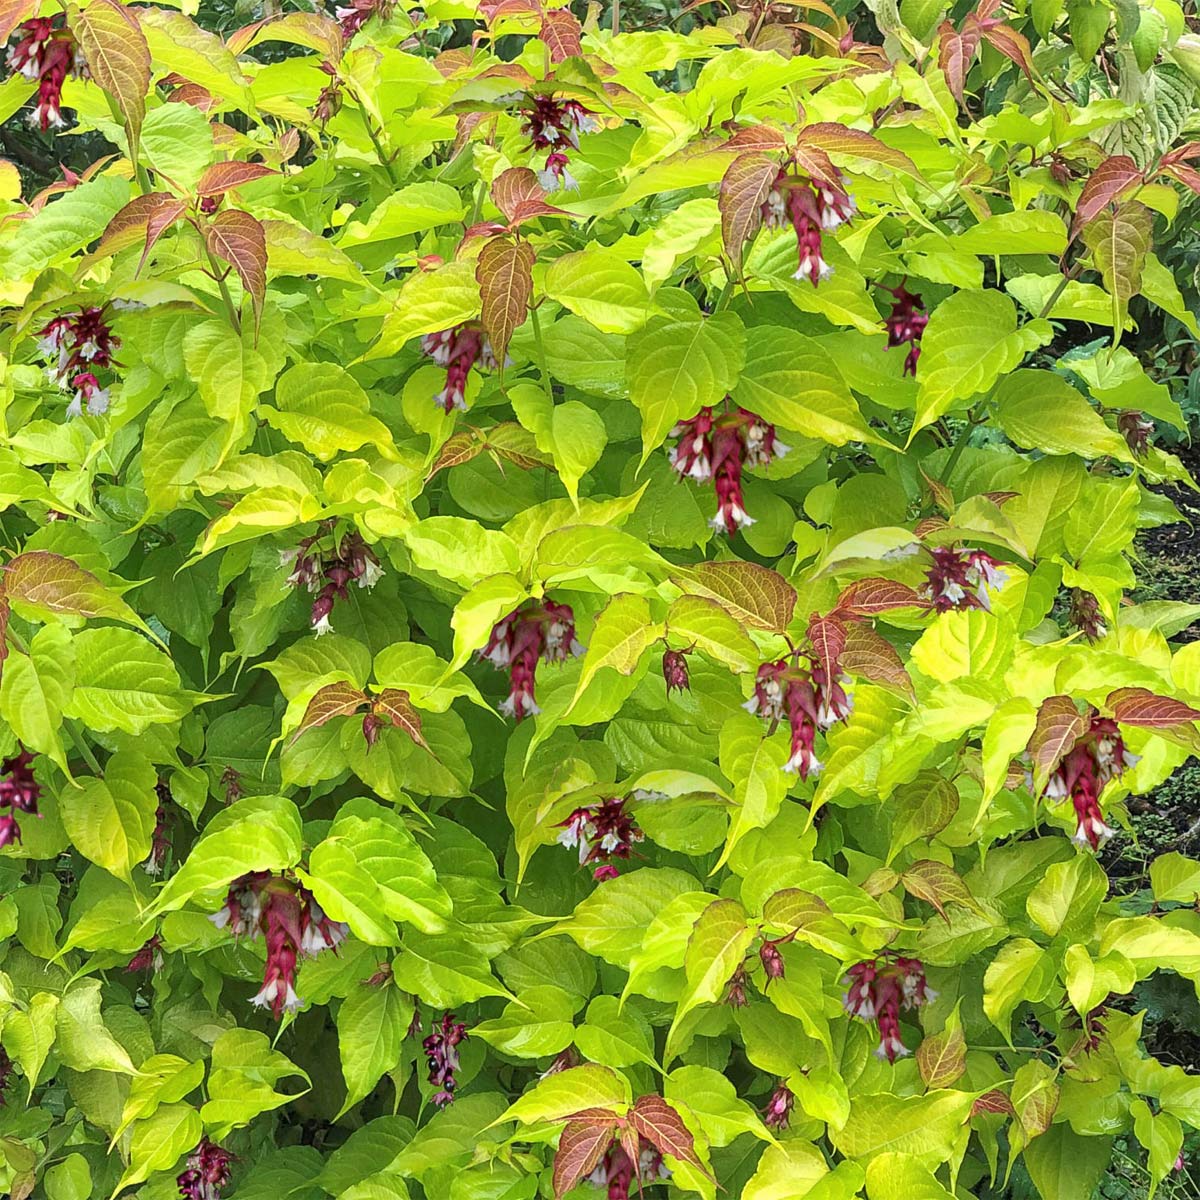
(94, 193), (185, 273)
(428, 431), (482, 477)
(917, 1023), (967, 1090)
(982, 490), (1020, 507)
(540, 8), (583, 63)
(834, 578), (927, 618)
(723, 124), (788, 154)
(760, 887), (832, 929)
(490, 167), (570, 225)
(889, 770), (960, 862)
(69, 0), (151, 162)
(1159, 161), (1200, 195)
(914, 515), (949, 538)
(372, 688), (429, 750)
(476, 237), (534, 366)
(1108, 687), (1200, 728)
(1070, 155), (1144, 241)
(937, 21), (981, 107)
(920, 467), (955, 514)
(169, 83), (215, 111)
(1, 551), (146, 631)
(1081, 200), (1152, 330)
(287, 682), (369, 747)
(1025, 695), (1085, 794)
(798, 121), (922, 178)
(972, 1089), (1014, 1117)
(806, 612), (847, 682)
(1015, 1078), (1058, 1139)
(1, 0), (39, 44)
(197, 161), (279, 197)
(628, 1095), (707, 1173)
(718, 152), (779, 274)
(486, 421), (555, 470)
(862, 866), (900, 897)
(552, 1118), (617, 1200)
(226, 11), (343, 60)
(980, 23), (1036, 83)
(840, 622), (915, 699)
(0, 596), (9, 673)
(790, 143), (840, 190)
(673, 561), (797, 634)
(900, 860), (980, 923)
(204, 209), (267, 332)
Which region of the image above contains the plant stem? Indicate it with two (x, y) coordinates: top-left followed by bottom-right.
(529, 304), (553, 397)
(358, 105), (398, 186)
(205, 247), (242, 333)
(64, 720), (104, 777)
(611, 0), (619, 35)
(941, 408), (979, 483)
(1036, 261), (1083, 320)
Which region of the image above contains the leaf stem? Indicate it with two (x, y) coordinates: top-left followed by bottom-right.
(941, 407), (980, 483)
(528, 304), (553, 398)
(64, 720), (104, 777)
(358, 105), (398, 187)
(1036, 261), (1084, 320)
(205, 247), (242, 334)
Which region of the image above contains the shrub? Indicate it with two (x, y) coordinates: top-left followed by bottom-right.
(1, 1), (1200, 1198)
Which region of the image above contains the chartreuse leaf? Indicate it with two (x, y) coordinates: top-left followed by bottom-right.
(566, 593), (664, 715)
(910, 291), (1052, 440)
(865, 1153), (957, 1199)
(499, 1064), (631, 1125)
(57, 749), (157, 879)
(472, 986), (576, 1059)
(830, 1090), (975, 1164)
(508, 383), (607, 503)
(544, 250), (652, 334)
(111, 1104), (203, 1197)
(714, 711), (791, 869)
(744, 1141), (863, 1200)
(201, 1029), (310, 1136)
(55, 980), (137, 1074)
(0, 625), (73, 771)
(982, 938), (1055, 1041)
(337, 979), (412, 1114)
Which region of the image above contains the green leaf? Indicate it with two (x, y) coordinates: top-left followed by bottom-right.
(301, 838), (398, 946)
(262, 363), (397, 462)
(337, 981), (412, 1113)
(57, 749), (157, 879)
(567, 594), (664, 714)
(371, 260), (481, 359)
(391, 931), (511, 1007)
(0, 628), (73, 769)
(732, 325), (884, 447)
(139, 101), (214, 193)
(666, 594), (759, 673)
(472, 986), (576, 1059)
(500, 1064), (631, 1125)
(993, 369), (1133, 461)
(715, 711), (791, 868)
(666, 898), (754, 1057)
(1149, 852), (1200, 904)
(544, 250), (652, 334)
(911, 291), (1052, 439)
(865, 1153), (956, 1200)
(64, 628), (190, 734)
(626, 294), (745, 462)
(1025, 854), (1106, 940)
(55, 980), (137, 1074)
(1082, 201), (1153, 335)
(1023, 1123), (1113, 1200)
(112, 1103), (203, 1196)
(830, 1090), (975, 1164)
(509, 385), (608, 503)
(338, 182), (466, 245)
(982, 938), (1054, 1040)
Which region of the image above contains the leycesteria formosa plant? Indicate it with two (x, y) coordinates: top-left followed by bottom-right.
(1, 0), (1200, 1197)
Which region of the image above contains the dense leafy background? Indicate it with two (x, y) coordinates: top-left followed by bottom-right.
(2, 0), (1200, 1198)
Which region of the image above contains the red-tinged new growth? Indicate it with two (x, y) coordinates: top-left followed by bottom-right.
(1035, 713), (1138, 850)
(336, 0), (394, 38)
(556, 797), (645, 881)
(760, 167), (856, 285)
(516, 93), (600, 192)
(479, 598), (583, 721)
(0, 749), (41, 848)
(883, 282), (929, 376)
(661, 648), (690, 694)
(422, 1011), (467, 1106)
(208, 873), (349, 1018)
(36, 305), (120, 417)
(282, 526), (383, 636)
(420, 323), (502, 413)
(313, 63), (344, 125)
(5, 16), (87, 131)
(1118, 410), (1153, 458)
(919, 546), (1007, 612)
(758, 937), (787, 982)
(0, 1047), (11, 1106)
(587, 1142), (669, 1200)
(145, 781), (172, 876)
(669, 405), (790, 534)
(743, 652), (852, 779)
(1069, 589), (1108, 642)
(762, 1081), (794, 1130)
(177, 1138), (234, 1200)
(842, 955), (936, 1062)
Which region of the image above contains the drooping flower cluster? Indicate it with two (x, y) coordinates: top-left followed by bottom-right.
(842, 955), (936, 1062)
(282, 526), (383, 635)
(758, 936), (788, 983)
(760, 168), (856, 285)
(668, 406), (790, 534)
(0, 749), (40, 848)
(883, 282), (928, 376)
(145, 781), (172, 876)
(176, 1138), (234, 1200)
(6, 16), (87, 131)
(420, 323), (501, 413)
(422, 1011), (467, 1106)
(36, 304), (120, 417)
(743, 656), (852, 779)
(556, 797), (645, 881)
(1117, 409), (1153, 458)
(586, 1139), (669, 1200)
(1068, 588), (1108, 642)
(762, 1081), (794, 1130)
(1039, 713), (1138, 850)
(662, 648), (690, 694)
(126, 935), (164, 974)
(479, 599), (583, 721)
(724, 963), (750, 1007)
(517, 93), (600, 191)
(335, 0), (393, 38)
(313, 62), (344, 125)
(919, 546), (1008, 612)
(208, 873), (349, 1017)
